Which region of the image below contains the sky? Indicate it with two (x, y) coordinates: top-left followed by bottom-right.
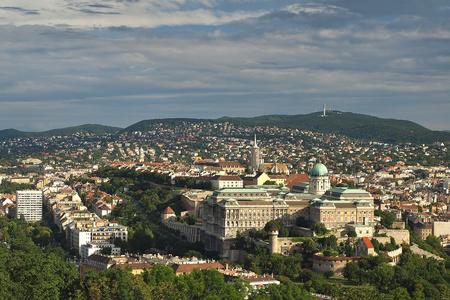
(1, 0), (450, 132)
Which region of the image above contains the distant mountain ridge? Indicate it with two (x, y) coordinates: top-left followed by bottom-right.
(215, 112), (450, 143)
(1, 112), (449, 144)
(121, 112), (450, 144)
(0, 124), (120, 140)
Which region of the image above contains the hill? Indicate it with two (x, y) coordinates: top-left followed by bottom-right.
(121, 118), (209, 133)
(123, 112), (450, 144)
(0, 124), (121, 141)
(1, 112), (448, 144)
(217, 112), (450, 143)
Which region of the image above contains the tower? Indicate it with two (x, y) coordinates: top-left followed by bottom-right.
(250, 134), (260, 173)
(139, 147), (145, 163)
(269, 224), (279, 255)
(309, 161), (330, 196)
(323, 103), (326, 117)
(273, 155), (278, 173)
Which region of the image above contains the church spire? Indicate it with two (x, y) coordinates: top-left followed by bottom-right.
(251, 133), (260, 173)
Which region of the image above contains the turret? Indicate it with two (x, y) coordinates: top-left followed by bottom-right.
(269, 224), (279, 255)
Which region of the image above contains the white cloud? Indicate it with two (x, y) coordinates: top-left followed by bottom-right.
(0, 0), (269, 28)
(1, 0), (450, 131)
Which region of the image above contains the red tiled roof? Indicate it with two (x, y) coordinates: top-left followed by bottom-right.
(162, 206), (175, 214)
(268, 175), (287, 180)
(362, 237), (374, 249)
(172, 262), (224, 274)
(112, 262), (152, 270)
(285, 174), (309, 189)
(212, 175), (243, 181)
(218, 161), (243, 168)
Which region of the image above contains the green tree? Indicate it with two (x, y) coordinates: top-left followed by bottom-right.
(184, 250), (203, 259)
(343, 262), (360, 282)
(389, 287), (412, 300)
(296, 216), (308, 227)
(348, 230), (357, 238)
(143, 264), (176, 287)
(324, 270), (334, 278)
(302, 239), (317, 256)
(313, 222), (327, 236)
(101, 246), (112, 255)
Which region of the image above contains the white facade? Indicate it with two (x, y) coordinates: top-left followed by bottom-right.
(72, 223), (128, 254)
(211, 179), (244, 189)
(73, 230), (92, 253)
(16, 190), (43, 222)
(309, 175), (330, 195)
(80, 243), (121, 258)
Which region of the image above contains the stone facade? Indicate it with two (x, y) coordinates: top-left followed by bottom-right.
(312, 255), (361, 276)
(376, 229), (410, 245)
(163, 221), (202, 243)
(309, 199), (375, 229)
(250, 135), (260, 173)
(433, 221), (450, 238)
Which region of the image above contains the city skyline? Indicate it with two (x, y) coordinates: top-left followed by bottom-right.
(1, 0), (450, 131)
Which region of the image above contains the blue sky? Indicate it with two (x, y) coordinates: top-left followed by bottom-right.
(1, 0), (449, 131)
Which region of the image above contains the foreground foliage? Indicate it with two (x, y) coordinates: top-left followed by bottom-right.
(0, 216), (314, 299)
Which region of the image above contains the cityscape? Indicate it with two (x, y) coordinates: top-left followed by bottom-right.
(0, 113), (449, 299)
(2, 0), (450, 299)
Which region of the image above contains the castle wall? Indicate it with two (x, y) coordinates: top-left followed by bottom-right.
(433, 221), (450, 237)
(292, 226), (315, 237)
(163, 222), (202, 243)
(312, 255), (361, 276)
(391, 221), (405, 229)
(377, 229), (410, 245)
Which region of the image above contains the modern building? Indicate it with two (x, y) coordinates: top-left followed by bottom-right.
(80, 243), (121, 259)
(71, 223), (128, 254)
(15, 190), (43, 222)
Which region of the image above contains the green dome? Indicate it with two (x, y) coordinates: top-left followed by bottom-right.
(311, 163), (328, 176)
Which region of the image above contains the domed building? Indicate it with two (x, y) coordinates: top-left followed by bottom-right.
(309, 162), (330, 196)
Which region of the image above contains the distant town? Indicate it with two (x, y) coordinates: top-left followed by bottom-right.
(0, 118), (449, 299)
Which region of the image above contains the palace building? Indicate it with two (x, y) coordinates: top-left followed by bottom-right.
(202, 162), (375, 259)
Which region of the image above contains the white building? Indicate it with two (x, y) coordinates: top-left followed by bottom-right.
(16, 190), (43, 222)
(71, 223), (128, 254)
(80, 243), (121, 259)
(211, 175), (244, 189)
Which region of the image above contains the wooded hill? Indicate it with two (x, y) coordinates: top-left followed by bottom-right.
(0, 124), (120, 141)
(1, 112), (449, 144)
(216, 112), (450, 144)
(123, 112), (450, 144)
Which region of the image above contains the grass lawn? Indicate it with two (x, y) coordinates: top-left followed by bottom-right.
(326, 277), (359, 287)
(291, 237), (318, 242)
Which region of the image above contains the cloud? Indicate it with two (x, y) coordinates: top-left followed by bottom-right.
(0, 1), (449, 131)
(0, 6), (39, 15)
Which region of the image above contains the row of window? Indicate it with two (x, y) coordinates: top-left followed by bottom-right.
(322, 211), (371, 215)
(322, 216), (372, 222)
(221, 193), (266, 197)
